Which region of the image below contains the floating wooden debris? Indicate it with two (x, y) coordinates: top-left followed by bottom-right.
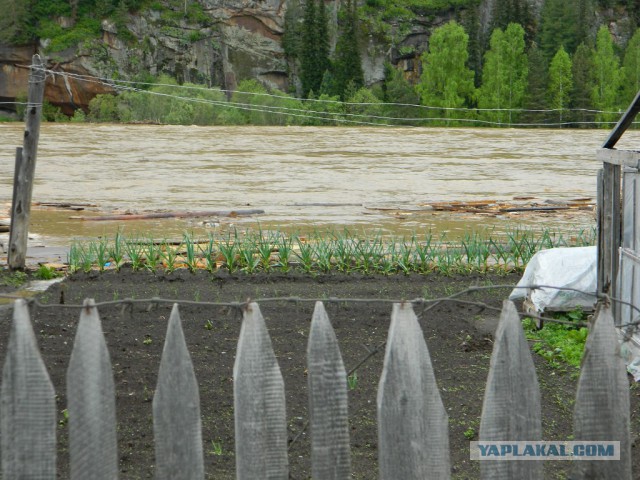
(34, 202), (98, 211)
(71, 209), (265, 221)
(364, 198), (595, 217)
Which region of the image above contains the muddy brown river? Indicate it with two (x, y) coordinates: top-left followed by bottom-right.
(0, 123), (629, 245)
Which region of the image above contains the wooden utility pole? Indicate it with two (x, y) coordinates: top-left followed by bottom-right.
(8, 55), (45, 270)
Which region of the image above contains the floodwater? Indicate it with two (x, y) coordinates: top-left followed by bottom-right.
(0, 123), (629, 245)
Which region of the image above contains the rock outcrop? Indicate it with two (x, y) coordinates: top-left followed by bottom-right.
(0, 0), (625, 116)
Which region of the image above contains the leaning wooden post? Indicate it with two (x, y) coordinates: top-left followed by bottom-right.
(8, 54), (45, 270)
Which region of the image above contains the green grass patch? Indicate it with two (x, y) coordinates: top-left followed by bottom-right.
(523, 309), (589, 369)
(0, 270), (29, 288)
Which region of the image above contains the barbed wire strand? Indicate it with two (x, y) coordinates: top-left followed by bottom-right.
(2, 284), (636, 327)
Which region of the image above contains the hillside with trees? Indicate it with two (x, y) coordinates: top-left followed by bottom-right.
(1, 0), (640, 127)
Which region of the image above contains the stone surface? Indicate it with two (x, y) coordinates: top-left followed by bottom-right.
(0, 0), (629, 115)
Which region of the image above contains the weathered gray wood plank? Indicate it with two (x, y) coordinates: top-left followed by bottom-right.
(234, 302), (288, 480)
(8, 55), (45, 270)
(622, 168), (639, 251)
(479, 300), (542, 480)
(307, 301), (350, 480)
(598, 163), (621, 307)
(1, 299), (56, 478)
(377, 303), (450, 480)
(572, 304), (631, 479)
(597, 148), (640, 169)
(67, 299), (118, 479)
(153, 304), (204, 480)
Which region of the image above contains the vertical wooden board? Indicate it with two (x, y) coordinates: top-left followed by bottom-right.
(572, 304), (631, 480)
(67, 299), (118, 480)
(307, 302), (350, 480)
(621, 169), (638, 250)
(618, 253), (632, 326)
(377, 303), (450, 480)
(598, 164), (622, 300)
(635, 170), (640, 253)
(234, 302), (288, 480)
(597, 167), (605, 295)
(1, 299), (56, 478)
(479, 300), (542, 480)
(153, 304), (204, 480)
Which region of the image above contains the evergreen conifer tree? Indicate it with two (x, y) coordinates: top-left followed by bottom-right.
(571, 42), (596, 126)
(521, 42), (549, 125)
(332, 0), (364, 99)
(460, 4), (483, 85)
(300, 0), (331, 98)
(490, 0), (535, 45)
(538, 0), (594, 60)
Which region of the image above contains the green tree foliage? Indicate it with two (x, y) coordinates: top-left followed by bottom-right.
(332, 0), (364, 99)
(345, 86), (384, 120)
(302, 94), (345, 125)
(521, 42), (549, 125)
(571, 42), (596, 126)
(627, 0), (640, 29)
(382, 64), (418, 104)
(88, 93), (121, 122)
(592, 25), (622, 124)
(547, 46), (573, 123)
(478, 23), (528, 124)
(300, 0), (331, 97)
(417, 21), (475, 124)
(0, 0), (35, 43)
(622, 28), (640, 105)
(489, 0), (535, 45)
(283, 0), (303, 61)
(459, 4), (482, 85)
(538, 0), (594, 60)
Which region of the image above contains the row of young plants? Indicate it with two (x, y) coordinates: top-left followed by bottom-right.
(67, 226), (597, 275)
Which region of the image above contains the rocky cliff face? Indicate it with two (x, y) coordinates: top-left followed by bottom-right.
(0, 0), (624, 116)
(0, 0), (293, 114)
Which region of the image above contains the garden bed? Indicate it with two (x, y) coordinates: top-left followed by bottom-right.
(0, 269), (638, 479)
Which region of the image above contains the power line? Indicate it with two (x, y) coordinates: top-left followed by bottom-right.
(31, 67), (629, 128)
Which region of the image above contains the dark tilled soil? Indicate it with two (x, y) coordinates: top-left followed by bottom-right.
(0, 269), (638, 479)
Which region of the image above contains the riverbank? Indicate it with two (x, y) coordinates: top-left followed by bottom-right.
(0, 269), (638, 478)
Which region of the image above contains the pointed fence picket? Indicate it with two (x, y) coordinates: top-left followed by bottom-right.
(67, 299), (118, 480)
(479, 300), (542, 480)
(377, 302), (450, 479)
(0, 298), (632, 479)
(0, 299), (56, 479)
(153, 304), (205, 480)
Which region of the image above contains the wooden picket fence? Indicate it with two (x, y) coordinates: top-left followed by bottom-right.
(0, 298), (632, 479)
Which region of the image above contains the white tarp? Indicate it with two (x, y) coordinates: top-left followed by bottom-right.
(509, 246), (598, 312)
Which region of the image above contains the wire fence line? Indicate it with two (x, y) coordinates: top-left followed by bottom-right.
(27, 66), (626, 115)
(2, 280), (636, 457)
(10, 65), (632, 128)
(3, 283), (639, 329)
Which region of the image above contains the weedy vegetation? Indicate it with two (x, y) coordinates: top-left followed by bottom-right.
(522, 308), (590, 370)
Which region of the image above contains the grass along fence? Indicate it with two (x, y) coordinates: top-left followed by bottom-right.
(67, 227), (597, 274)
(2, 296), (631, 479)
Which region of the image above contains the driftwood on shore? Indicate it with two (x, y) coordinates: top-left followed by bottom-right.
(71, 209), (265, 222)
